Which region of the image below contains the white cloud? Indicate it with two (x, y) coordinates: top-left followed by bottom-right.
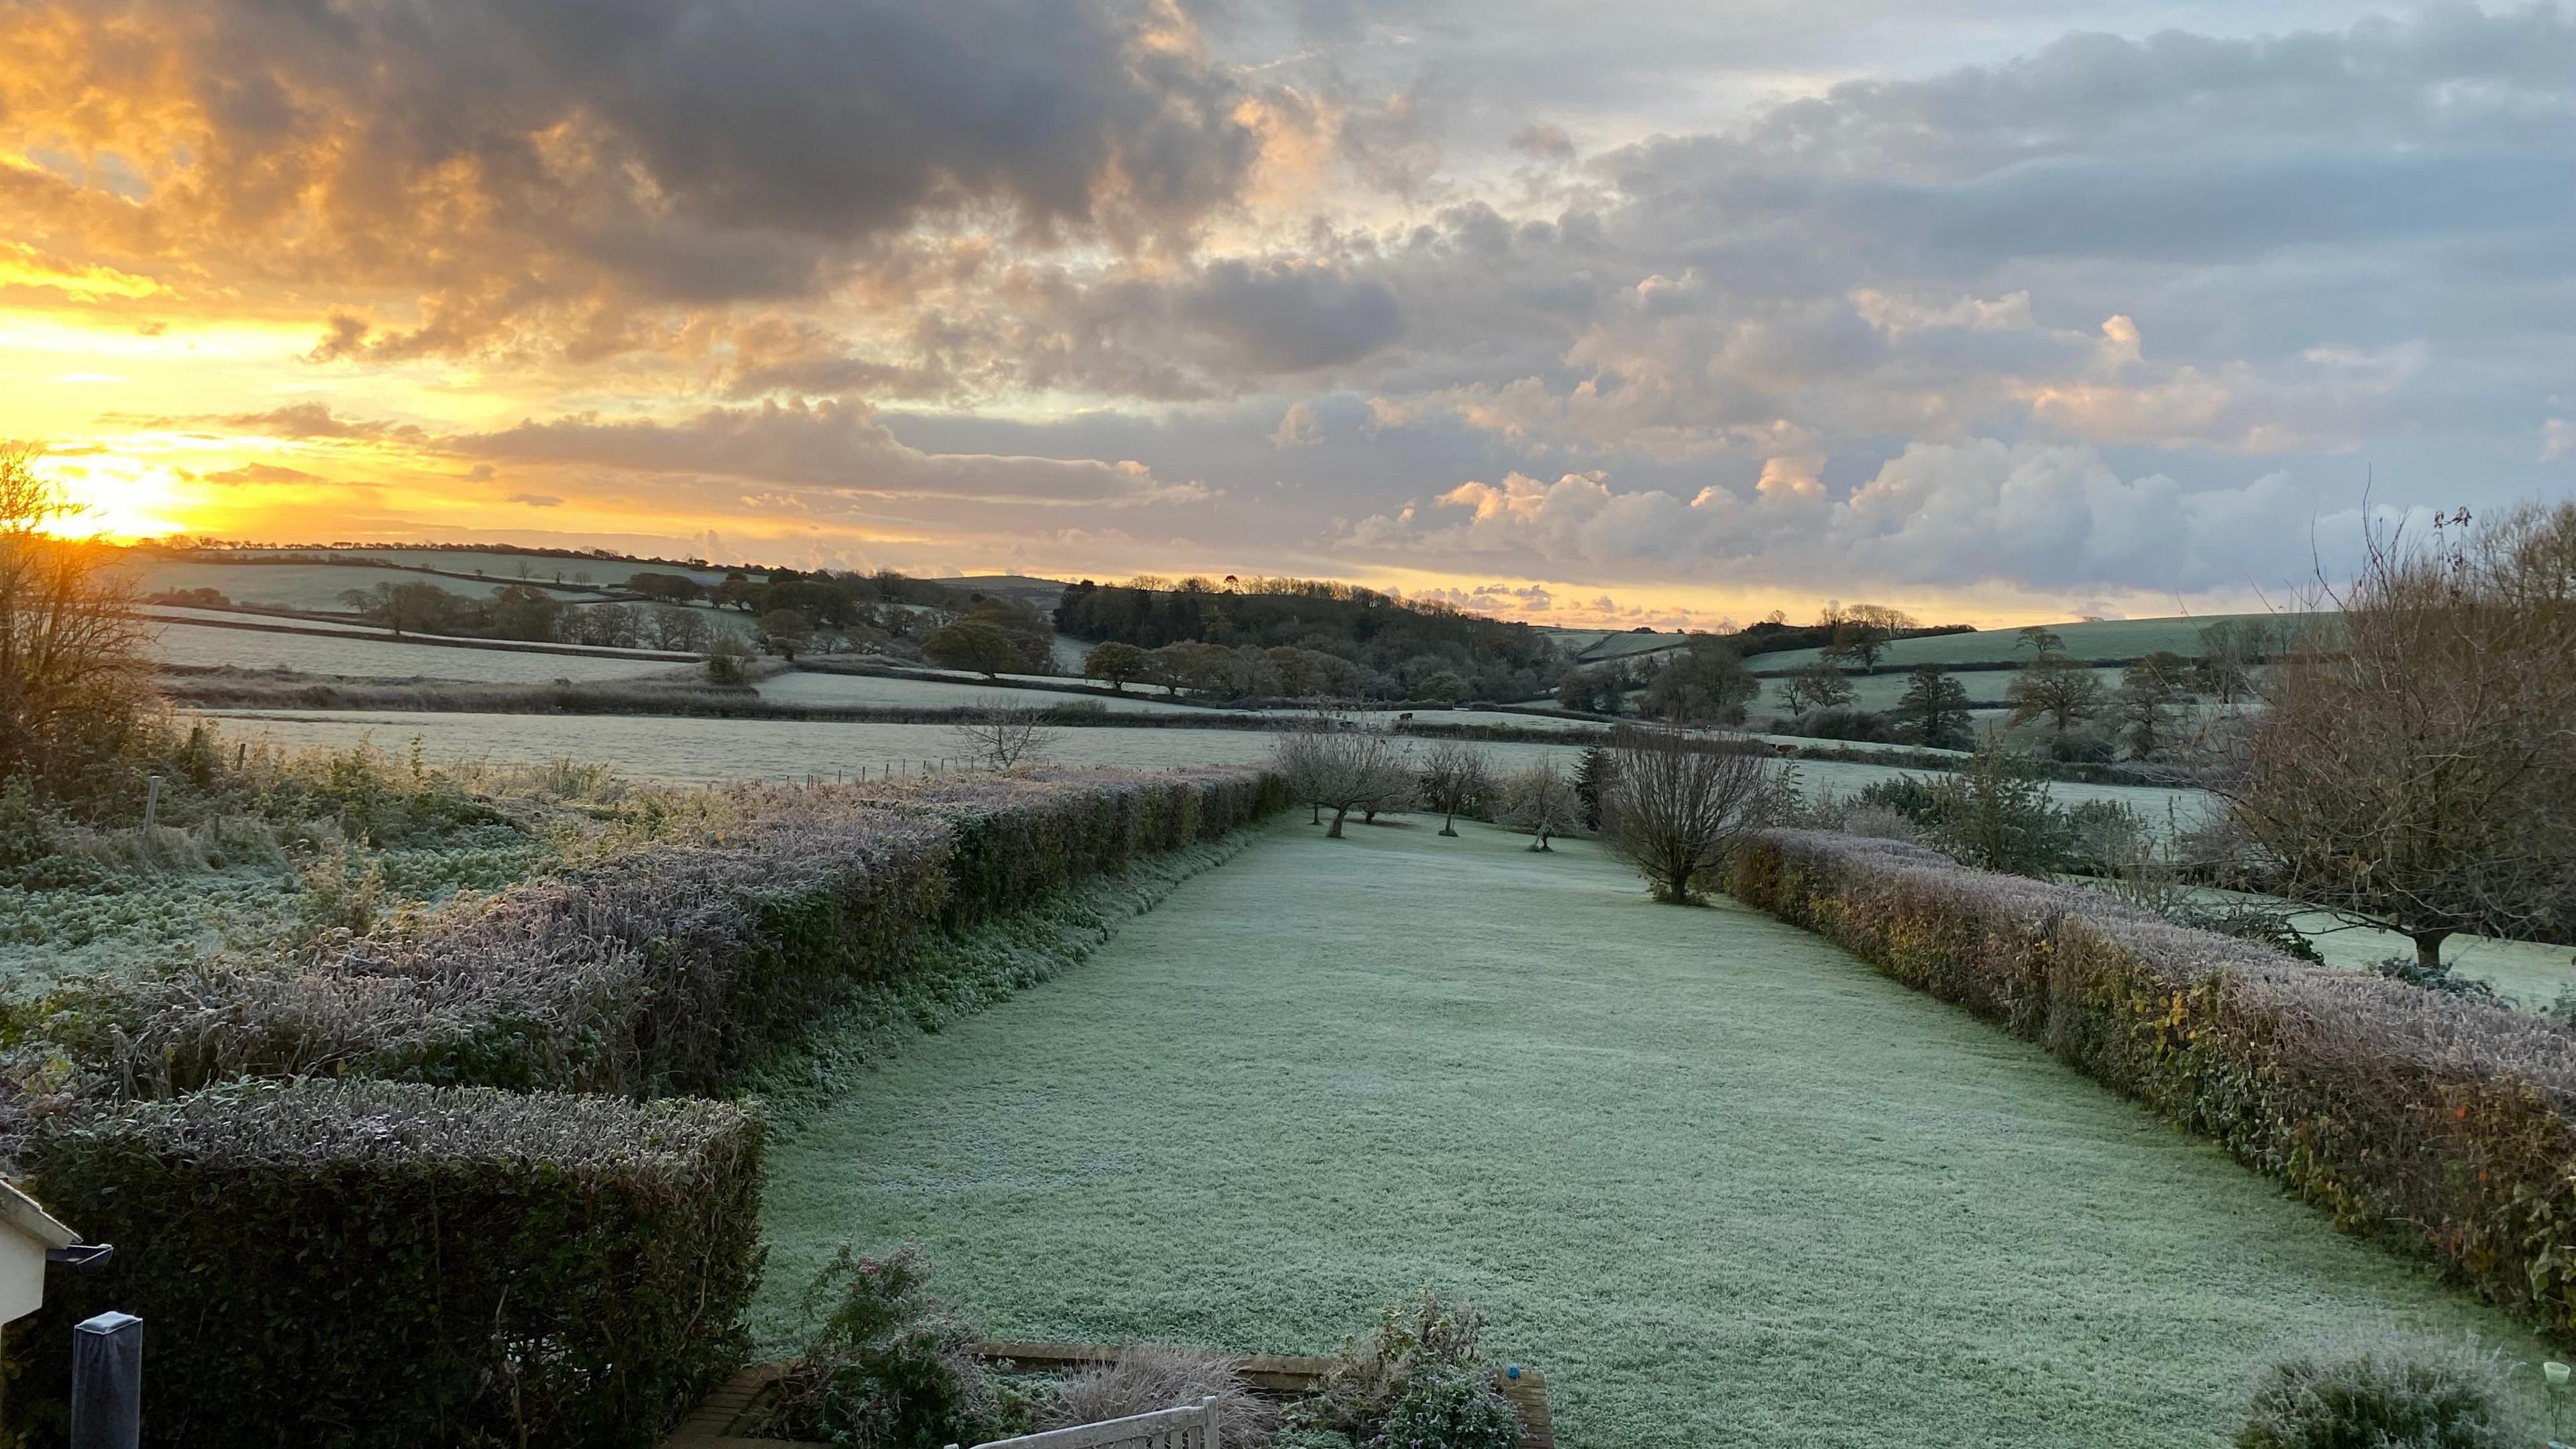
(1342, 439), (2339, 595)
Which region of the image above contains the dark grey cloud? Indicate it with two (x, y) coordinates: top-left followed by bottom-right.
(33, 0), (1266, 354)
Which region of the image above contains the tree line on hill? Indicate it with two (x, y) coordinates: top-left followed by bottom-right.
(1055, 576), (1562, 701)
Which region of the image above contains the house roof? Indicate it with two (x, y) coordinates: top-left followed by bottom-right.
(0, 1179), (76, 1250)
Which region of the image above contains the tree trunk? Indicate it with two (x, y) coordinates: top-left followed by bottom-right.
(1309, 800), (1321, 824)
(1328, 804), (1349, 839)
(1439, 808), (1456, 837)
(2414, 928), (2453, 972)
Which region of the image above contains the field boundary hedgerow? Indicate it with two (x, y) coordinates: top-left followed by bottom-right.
(1729, 828), (2576, 1343)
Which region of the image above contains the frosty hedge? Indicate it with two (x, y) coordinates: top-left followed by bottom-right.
(2, 765), (1286, 1448)
(1731, 829), (2576, 1340)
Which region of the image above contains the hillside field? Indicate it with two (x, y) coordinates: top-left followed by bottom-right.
(146, 621), (689, 683)
(1752, 612), (2327, 673)
(757, 818), (2547, 1448)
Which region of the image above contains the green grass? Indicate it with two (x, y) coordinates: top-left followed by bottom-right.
(1754, 612), (2329, 673)
(757, 816), (2548, 1448)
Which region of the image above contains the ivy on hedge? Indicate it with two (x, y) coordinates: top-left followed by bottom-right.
(1731, 828), (2576, 1341)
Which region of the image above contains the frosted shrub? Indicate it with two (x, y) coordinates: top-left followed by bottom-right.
(761, 1244), (998, 1449)
(1293, 1291), (1521, 1449)
(1041, 1344), (1278, 1446)
(2237, 1336), (2530, 1449)
(1370, 1368), (1520, 1449)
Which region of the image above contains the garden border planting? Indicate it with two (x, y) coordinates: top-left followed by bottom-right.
(1729, 828), (2576, 1341)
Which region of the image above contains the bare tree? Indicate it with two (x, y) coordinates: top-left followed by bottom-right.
(1273, 717), (1414, 837)
(1417, 739), (1492, 837)
(1602, 724), (1773, 902)
(1, 441), (150, 790)
(953, 698), (1058, 769)
(2219, 503), (2576, 969)
(1503, 759), (1579, 851)
(2004, 651), (2105, 741)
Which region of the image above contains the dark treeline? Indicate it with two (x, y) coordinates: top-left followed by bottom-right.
(1056, 576), (1561, 700)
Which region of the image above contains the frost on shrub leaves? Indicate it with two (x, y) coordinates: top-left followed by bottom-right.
(1292, 1291), (1523, 1449)
(2236, 1335), (2532, 1449)
(758, 1244), (999, 1449)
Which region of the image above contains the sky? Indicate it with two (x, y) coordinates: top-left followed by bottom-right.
(3, 0), (2572, 629)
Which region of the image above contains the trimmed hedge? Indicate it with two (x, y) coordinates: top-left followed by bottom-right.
(0, 765), (1284, 1448)
(1731, 830), (2576, 1340)
(11, 1080), (763, 1449)
(21, 766), (1285, 1104)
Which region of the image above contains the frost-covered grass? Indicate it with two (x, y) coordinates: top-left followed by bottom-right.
(146, 623), (688, 682)
(757, 817), (2546, 1449)
(1756, 612), (2332, 672)
(188, 709), (2211, 822)
(117, 558), (607, 610)
(757, 671), (1210, 714)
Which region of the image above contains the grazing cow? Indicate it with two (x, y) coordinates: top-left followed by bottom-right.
(1398, 712), (1414, 722)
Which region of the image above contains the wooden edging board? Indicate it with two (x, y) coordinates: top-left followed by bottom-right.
(662, 1342), (1555, 1449)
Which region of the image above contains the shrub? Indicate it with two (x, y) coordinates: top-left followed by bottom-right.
(756, 1244), (997, 1449)
(1369, 1369), (1521, 1449)
(1293, 1291), (1518, 1448)
(2236, 1335), (2532, 1448)
(1731, 830), (2576, 1339)
(2368, 955), (2502, 1004)
(11, 1079), (763, 1449)
(1039, 1345), (1278, 1446)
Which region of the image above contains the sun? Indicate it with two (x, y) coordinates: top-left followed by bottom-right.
(32, 452), (195, 541)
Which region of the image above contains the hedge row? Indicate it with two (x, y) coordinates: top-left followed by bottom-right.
(3, 766), (1284, 1448)
(21, 766), (1285, 1105)
(1731, 830), (2576, 1338)
(13, 1081), (763, 1449)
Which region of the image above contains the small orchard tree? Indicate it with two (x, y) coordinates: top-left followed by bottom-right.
(1601, 724), (1772, 902)
(1273, 718), (1414, 837)
(1417, 739), (1492, 837)
(953, 699), (1057, 769)
(1780, 662), (1855, 715)
(1503, 759), (1578, 851)
(922, 619), (1022, 678)
(1890, 665), (1973, 750)
(1082, 641), (1148, 692)
(2222, 502), (2576, 970)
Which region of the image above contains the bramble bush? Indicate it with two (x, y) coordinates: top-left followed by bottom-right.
(1733, 829), (2576, 1340)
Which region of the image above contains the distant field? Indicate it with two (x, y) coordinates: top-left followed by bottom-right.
(757, 671), (1208, 714)
(1753, 665), (2129, 715)
(189, 710), (2210, 826)
(1754, 612), (2330, 672)
(144, 623), (689, 683)
(119, 559), (608, 611)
